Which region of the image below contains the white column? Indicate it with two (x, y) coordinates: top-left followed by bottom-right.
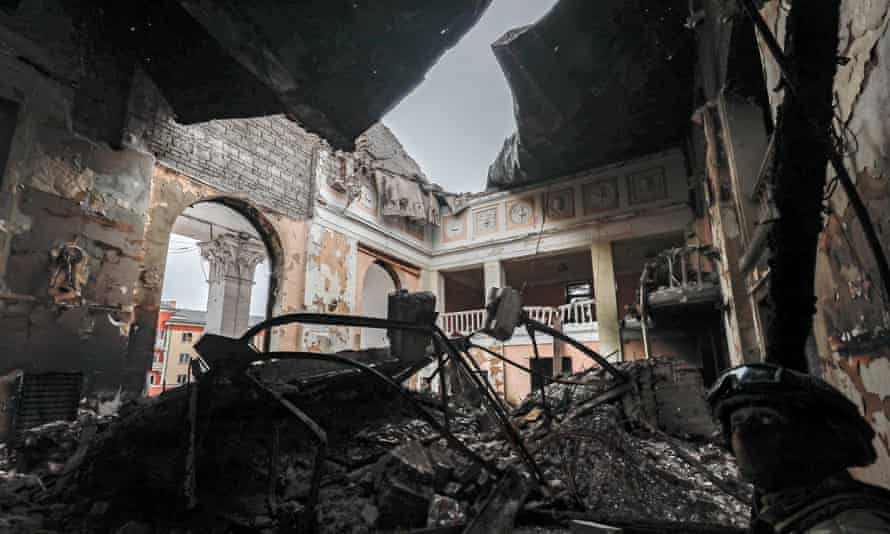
(420, 268), (446, 313)
(591, 241), (620, 358)
(198, 234), (266, 337)
(483, 260), (505, 303)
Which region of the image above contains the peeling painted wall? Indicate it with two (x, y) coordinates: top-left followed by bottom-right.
(757, 0), (890, 488)
(303, 224), (358, 352)
(0, 3), (318, 395)
(0, 57), (155, 393)
(816, 0), (890, 489)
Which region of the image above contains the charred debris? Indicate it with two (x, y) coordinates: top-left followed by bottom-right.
(3, 0), (889, 531)
(2, 289), (750, 533)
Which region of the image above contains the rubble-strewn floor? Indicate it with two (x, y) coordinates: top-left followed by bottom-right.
(0, 360), (751, 533)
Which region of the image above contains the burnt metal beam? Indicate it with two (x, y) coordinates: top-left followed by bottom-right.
(738, 0), (844, 371)
(738, 0), (890, 304)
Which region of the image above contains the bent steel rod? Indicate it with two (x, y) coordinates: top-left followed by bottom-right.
(524, 318), (628, 382)
(240, 313), (432, 342)
(254, 351), (499, 476)
(468, 342), (618, 386)
(435, 327), (545, 484)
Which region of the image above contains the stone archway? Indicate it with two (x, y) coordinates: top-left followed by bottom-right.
(132, 167), (290, 393)
(161, 199), (281, 336)
(359, 260), (400, 348)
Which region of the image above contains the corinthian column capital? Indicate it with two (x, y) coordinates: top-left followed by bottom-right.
(198, 234), (266, 282)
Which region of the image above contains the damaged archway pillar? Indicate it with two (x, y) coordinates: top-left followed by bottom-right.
(198, 234), (266, 337)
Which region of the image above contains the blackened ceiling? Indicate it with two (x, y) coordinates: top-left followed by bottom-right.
(102, 0), (492, 151)
(487, 0), (695, 189)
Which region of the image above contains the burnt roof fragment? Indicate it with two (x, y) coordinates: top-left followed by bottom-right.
(100, 0), (493, 151)
(487, 0), (695, 189)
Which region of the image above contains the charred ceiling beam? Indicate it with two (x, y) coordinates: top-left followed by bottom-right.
(487, 0), (694, 189)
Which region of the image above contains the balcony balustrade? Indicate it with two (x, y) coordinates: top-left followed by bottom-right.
(436, 298), (595, 337)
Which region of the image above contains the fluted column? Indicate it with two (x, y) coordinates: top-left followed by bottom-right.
(198, 234), (266, 337)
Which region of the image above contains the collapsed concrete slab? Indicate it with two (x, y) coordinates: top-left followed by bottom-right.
(487, 0), (694, 189)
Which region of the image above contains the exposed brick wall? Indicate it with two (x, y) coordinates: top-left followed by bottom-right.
(126, 70), (319, 219)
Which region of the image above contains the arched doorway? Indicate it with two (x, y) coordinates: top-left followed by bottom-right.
(148, 199), (276, 395)
(359, 260), (400, 348)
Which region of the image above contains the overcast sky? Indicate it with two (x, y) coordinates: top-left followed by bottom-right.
(384, 0), (558, 193)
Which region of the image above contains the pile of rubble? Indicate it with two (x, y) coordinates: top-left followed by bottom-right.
(510, 362), (751, 528)
(0, 408), (117, 533)
(0, 357), (751, 533)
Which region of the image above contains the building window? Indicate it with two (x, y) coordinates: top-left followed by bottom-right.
(176, 374), (188, 384)
(182, 332), (193, 343)
(155, 353), (163, 363)
(561, 357), (572, 374)
(149, 374), (157, 385)
(530, 357), (554, 391)
(179, 353), (190, 364)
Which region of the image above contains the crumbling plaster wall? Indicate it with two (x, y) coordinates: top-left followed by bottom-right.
(0, 5), (322, 395)
(0, 49), (155, 394)
(303, 224), (358, 353)
(758, 0), (890, 488)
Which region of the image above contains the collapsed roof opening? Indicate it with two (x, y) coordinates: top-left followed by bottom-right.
(383, 0), (560, 193)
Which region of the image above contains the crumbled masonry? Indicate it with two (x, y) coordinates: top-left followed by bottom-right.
(1, 358), (750, 533)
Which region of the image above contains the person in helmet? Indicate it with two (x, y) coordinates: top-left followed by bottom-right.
(706, 363), (890, 533)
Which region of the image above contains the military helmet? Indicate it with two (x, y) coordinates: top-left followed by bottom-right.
(706, 362), (877, 468)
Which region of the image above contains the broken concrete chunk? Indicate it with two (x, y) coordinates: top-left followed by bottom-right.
(359, 502), (379, 526)
(462, 468), (531, 534)
(88, 500), (110, 515)
(443, 481), (462, 497)
(426, 445), (456, 489)
(427, 494), (466, 527)
(452, 457), (482, 484)
(378, 440), (436, 487)
(375, 475), (431, 529)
